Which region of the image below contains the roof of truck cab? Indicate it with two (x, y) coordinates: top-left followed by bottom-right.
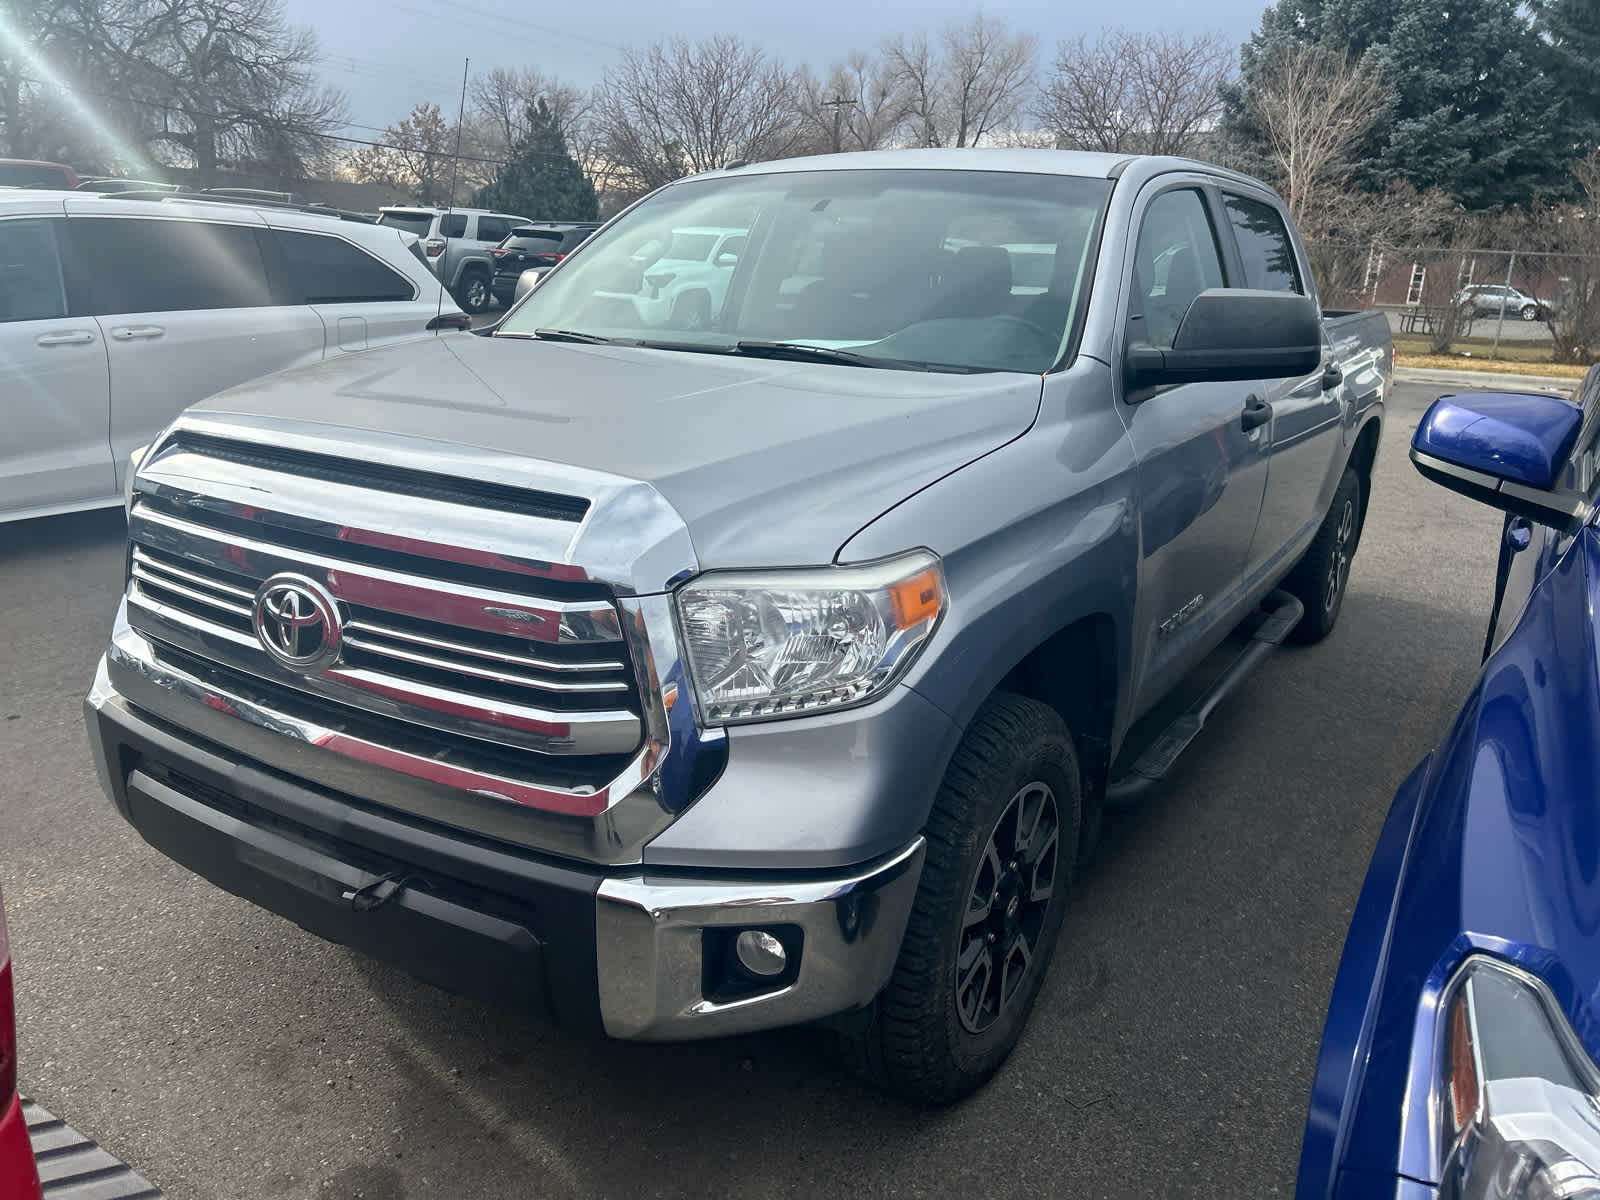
(694, 148), (1276, 193)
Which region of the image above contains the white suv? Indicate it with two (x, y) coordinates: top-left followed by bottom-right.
(376, 207), (533, 313)
(600, 226), (748, 330)
(0, 190), (465, 524)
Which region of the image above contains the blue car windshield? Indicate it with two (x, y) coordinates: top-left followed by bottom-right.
(496, 168), (1111, 374)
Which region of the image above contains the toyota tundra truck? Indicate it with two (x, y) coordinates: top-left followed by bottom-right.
(84, 149), (1391, 1104)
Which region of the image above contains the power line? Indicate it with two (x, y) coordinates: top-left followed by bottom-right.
(15, 75), (600, 168)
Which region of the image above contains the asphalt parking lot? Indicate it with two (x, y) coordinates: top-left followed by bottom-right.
(0, 379), (1511, 1199)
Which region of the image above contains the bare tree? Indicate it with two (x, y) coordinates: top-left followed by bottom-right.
(796, 52), (912, 154)
(470, 66), (589, 154)
(2, 0), (344, 179)
(595, 36), (801, 191)
(347, 102), (460, 205)
(1040, 32), (1234, 157)
(1495, 152), (1600, 363)
(1244, 44), (1389, 230)
(104, 0), (346, 182)
(888, 14), (1037, 148)
(1301, 180), (1459, 307)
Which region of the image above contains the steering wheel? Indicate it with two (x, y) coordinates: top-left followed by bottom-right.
(986, 314), (1061, 351)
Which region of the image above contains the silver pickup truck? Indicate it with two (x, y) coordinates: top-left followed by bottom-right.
(85, 149), (1391, 1104)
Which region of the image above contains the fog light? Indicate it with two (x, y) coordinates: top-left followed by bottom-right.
(735, 930), (788, 977)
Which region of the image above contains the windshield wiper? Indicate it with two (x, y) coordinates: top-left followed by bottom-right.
(529, 328), (613, 344)
(732, 341), (975, 373)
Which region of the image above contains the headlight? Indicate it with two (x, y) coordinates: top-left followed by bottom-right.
(675, 550), (945, 724)
(1438, 955), (1600, 1198)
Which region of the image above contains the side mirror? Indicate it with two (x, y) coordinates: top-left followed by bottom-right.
(714, 251), (740, 268)
(1126, 289), (1322, 388)
(1411, 391), (1589, 533)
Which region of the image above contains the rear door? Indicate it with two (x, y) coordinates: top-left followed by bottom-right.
(268, 225), (429, 351)
(63, 208), (326, 491)
(0, 207), (114, 518)
(1120, 181), (1271, 702)
(1221, 191), (1344, 583)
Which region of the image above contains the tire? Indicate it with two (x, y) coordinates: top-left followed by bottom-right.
(457, 270), (492, 314)
(1283, 468), (1362, 645)
(1521, 304), (1539, 321)
(671, 290), (712, 331)
(831, 693), (1082, 1105)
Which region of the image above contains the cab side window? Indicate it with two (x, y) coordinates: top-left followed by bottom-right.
(1129, 189), (1226, 350)
(67, 218), (275, 315)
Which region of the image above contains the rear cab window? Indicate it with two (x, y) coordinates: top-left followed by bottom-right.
(1222, 193), (1303, 294)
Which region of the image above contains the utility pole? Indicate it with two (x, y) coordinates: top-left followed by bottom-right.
(822, 95), (858, 154)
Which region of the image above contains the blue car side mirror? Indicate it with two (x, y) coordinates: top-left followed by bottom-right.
(1411, 391), (1590, 534)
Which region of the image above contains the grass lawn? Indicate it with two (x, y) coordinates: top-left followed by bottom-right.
(1392, 333), (1590, 379)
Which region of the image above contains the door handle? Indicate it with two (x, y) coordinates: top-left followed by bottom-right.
(1241, 395), (1273, 432)
(1322, 362), (1344, 390)
(35, 330), (95, 346)
(111, 325), (164, 340)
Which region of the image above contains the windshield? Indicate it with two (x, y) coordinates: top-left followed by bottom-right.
(498, 168), (1110, 374)
(378, 211), (434, 238)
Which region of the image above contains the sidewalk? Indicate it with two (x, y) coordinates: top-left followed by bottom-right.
(1394, 365), (1580, 396)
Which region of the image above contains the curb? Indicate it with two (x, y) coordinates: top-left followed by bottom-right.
(23, 1099), (162, 1199)
(1394, 366), (1580, 396)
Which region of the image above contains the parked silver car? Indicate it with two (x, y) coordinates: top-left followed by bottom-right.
(1, 189), (465, 523)
(1456, 283), (1552, 321)
(376, 206), (533, 313)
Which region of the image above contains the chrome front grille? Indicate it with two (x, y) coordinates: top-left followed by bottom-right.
(124, 485), (643, 766)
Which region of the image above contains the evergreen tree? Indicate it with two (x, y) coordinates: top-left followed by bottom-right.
(1533, 0), (1600, 151)
(472, 98), (597, 221)
(1366, 0), (1570, 209)
(1221, 0), (1583, 209)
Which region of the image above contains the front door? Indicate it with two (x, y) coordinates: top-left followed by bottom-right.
(0, 213), (114, 519)
(1119, 184), (1271, 707)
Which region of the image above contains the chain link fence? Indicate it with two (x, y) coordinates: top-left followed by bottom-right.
(1306, 241), (1600, 363)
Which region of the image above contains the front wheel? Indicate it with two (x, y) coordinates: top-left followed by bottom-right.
(1283, 468), (1363, 644)
(671, 290), (712, 331)
(1521, 303), (1539, 321)
(832, 693), (1081, 1105)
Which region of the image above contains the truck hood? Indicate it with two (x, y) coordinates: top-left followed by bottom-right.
(192, 334), (1043, 571)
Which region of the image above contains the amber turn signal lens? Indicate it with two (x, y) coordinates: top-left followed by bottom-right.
(891, 568), (944, 627)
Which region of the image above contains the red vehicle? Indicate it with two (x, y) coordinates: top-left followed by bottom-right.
(0, 160), (79, 190)
(0, 888), (41, 1200)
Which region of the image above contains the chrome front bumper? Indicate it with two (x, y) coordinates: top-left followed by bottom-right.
(595, 839), (925, 1040)
(87, 653), (925, 1041)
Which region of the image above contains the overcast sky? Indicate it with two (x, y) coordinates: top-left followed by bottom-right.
(279, 0), (1274, 132)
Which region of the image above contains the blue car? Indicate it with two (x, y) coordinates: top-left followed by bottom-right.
(1298, 366), (1600, 1199)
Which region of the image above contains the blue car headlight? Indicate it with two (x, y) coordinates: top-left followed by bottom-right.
(1440, 956), (1600, 1198)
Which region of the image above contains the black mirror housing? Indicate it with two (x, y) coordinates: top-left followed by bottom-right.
(1126, 289), (1322, 388)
